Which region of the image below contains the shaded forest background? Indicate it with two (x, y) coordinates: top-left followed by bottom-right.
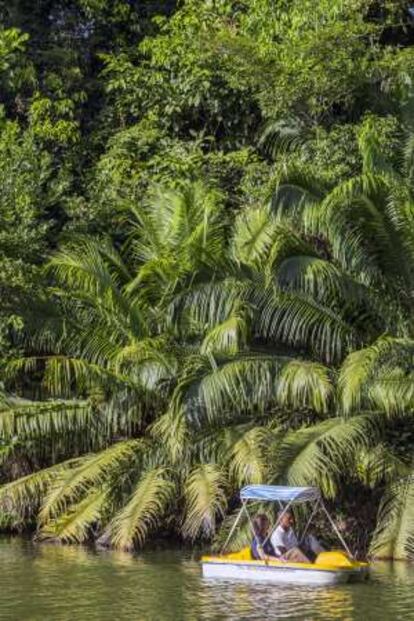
(2, 0), (414, 358)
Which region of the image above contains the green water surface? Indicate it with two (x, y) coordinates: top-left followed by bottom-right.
(1, 538), (413, 621)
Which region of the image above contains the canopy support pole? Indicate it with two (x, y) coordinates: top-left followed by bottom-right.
(299, 499), (320, 544)
(242, 500), (257, 539)
(320, 500), (353, 559)
(220, 505), (244, 555)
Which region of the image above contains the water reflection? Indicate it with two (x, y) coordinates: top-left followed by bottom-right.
(197, 580), (356, 620)
(0, 538), (413, 621)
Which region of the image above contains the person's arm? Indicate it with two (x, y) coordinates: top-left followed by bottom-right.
(270, 527), (287, 557)
(289, 528), (299, 548)
(251, 537), (265, 560)
(252, 537), (273, 560)
(265, 540), (278, 560)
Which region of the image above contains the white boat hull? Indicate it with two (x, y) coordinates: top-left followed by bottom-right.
(202, 561), (365, 586)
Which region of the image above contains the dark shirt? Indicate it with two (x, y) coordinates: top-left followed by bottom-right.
(251, 535), (276, 560)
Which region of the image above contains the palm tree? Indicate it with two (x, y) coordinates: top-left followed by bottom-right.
(2, 122), (414, 559)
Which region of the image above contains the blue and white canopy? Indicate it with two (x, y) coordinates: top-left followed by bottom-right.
(240, 485), (320, 504)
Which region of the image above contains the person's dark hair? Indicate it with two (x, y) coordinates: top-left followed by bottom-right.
(253, 513), (269, 537)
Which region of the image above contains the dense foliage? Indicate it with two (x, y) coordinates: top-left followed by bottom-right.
(2, 0), (414, 560)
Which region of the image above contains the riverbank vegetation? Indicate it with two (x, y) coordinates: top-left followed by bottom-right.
(1, 0), (414, 560)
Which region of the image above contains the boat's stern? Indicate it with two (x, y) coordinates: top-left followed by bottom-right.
(314, 550), (370, 581)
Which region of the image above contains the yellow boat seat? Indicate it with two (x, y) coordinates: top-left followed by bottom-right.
(223, 546), (252, 561)
(220, 548), (363, 567)
(314, 550), (357, 568)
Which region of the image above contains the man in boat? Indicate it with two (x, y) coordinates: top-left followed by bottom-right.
(271, 510), (324, 563)
(251, 514), (277, 560)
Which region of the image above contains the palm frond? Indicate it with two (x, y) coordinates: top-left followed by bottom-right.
(356, 444), (408, 489)
(0, 399), (93, 444)
(276, 360), (334, 414)
(129, 180), (225, 267)
(41, 356), (139, 397)
(197, 355), (287, 422)
(318, 174), (413, 287)
(275, 255), (389, 331)
(232, 204), (276, 268)
(110, 467), (174, 550)
(229, 427), (270, 485)
(402, 131), (414, 184)
(201, 314), (248, 355)
(358, 118), (393, 176)
(271, 166), (326, 223)
(39, 489), (107, 544)
(267, 231), (317, 280)
(182, 463), (227, 540)
(48, 238), (124, 301)
(368, 370), (414, 416)
(150, 405), (189, 462)
(39, 440), (142, 523)
(370, 475), (414, 560)
(271, 414), (381, 497)
(339, 336), (414, 414)
(168, 278), (245, 332)
(0, 459), (82, 518)
(257, 288), (357, 363)
(258, 117), (309, 159)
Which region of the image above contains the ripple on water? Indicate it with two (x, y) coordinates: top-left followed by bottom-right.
(0, 539), (413, 621)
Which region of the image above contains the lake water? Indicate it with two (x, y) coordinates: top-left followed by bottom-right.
(1, 538), (413, 621)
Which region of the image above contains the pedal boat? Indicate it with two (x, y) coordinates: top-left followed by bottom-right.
(202, 548), (369, 586)
(201, 485), (370, 586)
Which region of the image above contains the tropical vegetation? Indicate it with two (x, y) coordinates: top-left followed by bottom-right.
(2, 0), (414, 560)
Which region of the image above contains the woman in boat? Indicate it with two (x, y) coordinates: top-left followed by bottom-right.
(251, 514), (277, 560)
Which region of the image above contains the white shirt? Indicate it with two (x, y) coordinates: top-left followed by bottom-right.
(271, 525), (298, 556)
